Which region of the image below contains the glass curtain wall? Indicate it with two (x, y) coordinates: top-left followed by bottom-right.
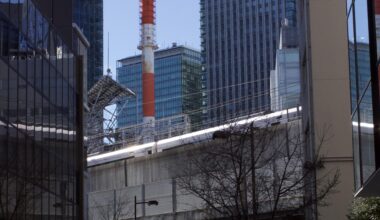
(75, 0), (103, 91)
(117, 55), (185, 126)
(347, 0), (379, 190)
(116, 47), (202, 131)
(0, 0), (80, 219)
(182, 49), (202, 131)
(200, 0), (298, 125)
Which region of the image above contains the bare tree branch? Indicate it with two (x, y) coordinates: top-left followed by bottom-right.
(173, 119), (339, 220)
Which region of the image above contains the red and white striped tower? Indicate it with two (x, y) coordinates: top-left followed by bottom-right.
(139, 0), (158, 143)
(376, 0), (380, 15)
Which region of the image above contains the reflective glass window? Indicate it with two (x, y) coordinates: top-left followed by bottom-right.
(0, 1), (80, 218)
(359, 86), (376, 182)
(347, 0), (378, 190)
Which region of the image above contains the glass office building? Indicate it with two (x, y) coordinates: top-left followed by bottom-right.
(116, 46), (202, 131)
(200, 0), (297, 125)
(0, 0), (84, 218)
(75, 0), (103, 90)
(270, 25), (300, 111)
(347, 0), (380, 195)
(270, 48), (300, 111)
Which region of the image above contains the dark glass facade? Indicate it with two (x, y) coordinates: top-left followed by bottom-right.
(0, 0), (83, 218)
(347, 0), (380, 191)
(116, 46), (202, 131)
(200, 0), (297, 125)
(75, 0), (103, 90)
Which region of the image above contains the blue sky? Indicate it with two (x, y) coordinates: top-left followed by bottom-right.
(103, 0), (201, 76)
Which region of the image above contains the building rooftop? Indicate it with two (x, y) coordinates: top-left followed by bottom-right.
(117, 44), (200, 67)
(88, 75), (136, 112)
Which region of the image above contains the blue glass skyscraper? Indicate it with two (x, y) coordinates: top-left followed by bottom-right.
(200, 0), (297, 125)
(116, 45), (202, 131)
(75, 0), (103, 90)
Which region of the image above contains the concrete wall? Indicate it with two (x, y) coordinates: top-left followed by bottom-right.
(87, 120), (308, 219)
(88, 146), (206, 220)
(299, 0), (354, 219)
(89, 146), (191, 192)
(88, 180), (205, 220)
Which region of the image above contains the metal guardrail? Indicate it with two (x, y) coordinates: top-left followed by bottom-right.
(87, 114), (191, 155)
(87, 107), (302, 166)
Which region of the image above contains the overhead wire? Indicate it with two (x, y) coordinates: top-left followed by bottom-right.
(89, 83), (301, 143)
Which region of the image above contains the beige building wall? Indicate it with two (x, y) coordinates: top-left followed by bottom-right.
(302, 0), (354, 219)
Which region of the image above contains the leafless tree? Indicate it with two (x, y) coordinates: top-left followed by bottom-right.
(89, 190), (132, 220)
(0, 147), (47, 219)
(0, 165), (37, 220)
(173, 119), (339, 220)
(0, 137), (74, 220)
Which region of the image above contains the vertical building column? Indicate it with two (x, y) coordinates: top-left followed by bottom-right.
(142, 184), (146, 217)
(76, 56), (85, 220)
(300, 0), (354, 219)
(172, 179), (177, 216)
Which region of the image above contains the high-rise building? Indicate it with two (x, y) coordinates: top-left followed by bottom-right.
(75, 0), (103, 90)
(0, 0), (86, 219)
(270, 25), (300, 111)
(200, 0), (297, 125)
(346, 0), (380, 197)
(116, 45), (202, 131)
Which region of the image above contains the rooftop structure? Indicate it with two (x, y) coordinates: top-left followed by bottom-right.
(88, 106), (301, 166)
(86, 75), (135, 154)
(88, 75), (135, 112)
